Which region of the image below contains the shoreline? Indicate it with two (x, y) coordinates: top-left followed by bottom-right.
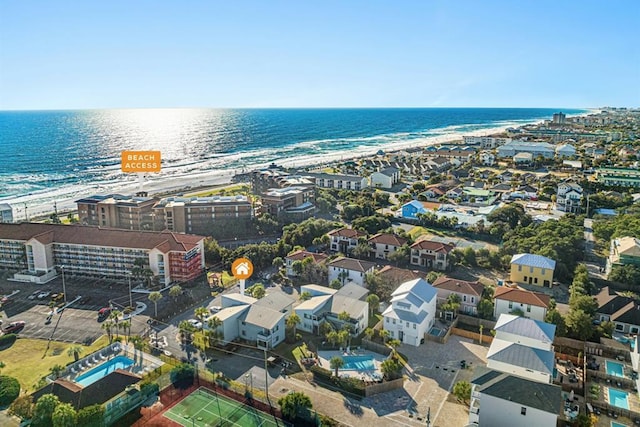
(3, 111), (594, 221)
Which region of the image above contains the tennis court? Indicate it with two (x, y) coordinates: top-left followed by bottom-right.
(164, 388), (284, 427)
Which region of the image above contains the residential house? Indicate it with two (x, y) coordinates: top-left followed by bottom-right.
(469, 368), (561, 427)
(595, 286), (640, 335)
(369, 167), (400, 189)
(606, 236), (640, 275)
(493, 287), (551, 321)
(498, 171), (514, 182)
(382, 278), (437, 346)
(410, 239), (455, 271)
(488, 314), (556, 383)
(555, 143), (577, 158)
(295, 284), (368, 336)
(517, 185), (538, 200)
(328, 228), (367, 253)
(421, 185), (447, 200)
(497, 141), (555, 159)
(368, 233), (407, 260)
(401, 200), (428, 219)
(424, 157), (451, 172)
(556, 182), (583, 213)
(480, 151), (496, 166)
(513, 152), (533, 165)
(327, 256), (376, 287)
(445, 187), (464, 200)
(509, 253), (556, 287)
(432, 276), (484, 315)
(284, 250), (329, 276)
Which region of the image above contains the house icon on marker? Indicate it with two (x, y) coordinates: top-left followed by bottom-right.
(235, 262), (250, 276)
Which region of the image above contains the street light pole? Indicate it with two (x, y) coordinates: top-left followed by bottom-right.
(61, 265), (67, 303)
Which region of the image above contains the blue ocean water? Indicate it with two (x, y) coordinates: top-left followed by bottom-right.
(0, 108), (584, 200)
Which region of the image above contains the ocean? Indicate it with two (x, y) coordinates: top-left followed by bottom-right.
(0, 108), (584, 212)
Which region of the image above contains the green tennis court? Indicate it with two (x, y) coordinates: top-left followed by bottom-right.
(164, 388), (283, 427)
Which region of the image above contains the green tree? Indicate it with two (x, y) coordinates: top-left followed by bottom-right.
(101, 320), (114, 343)
(379, 329), (390, 343)
(206, 316), (223, 347)
(364, 327), (375, 341)
(76, 404), (105, 427)
(441, 293), (462, 318)
(49, 364), (65, 379)
(251, 284), (266, 299)
(387, 339), (402, 354)
(120, 319), (132, 342)
(329, 356), (344, 377)
(148, 291), (163, 318)
(178, 320), (196, 342)
(67, 345), (84, 362)
(300, 291), (312, 301)
(380, 357), (403, 380)
(569, 294), (598, 317)
(277, 391), (312, 421)
(426, 271), (443, 284)
(545, 309), (567, 337)
(0, 375), (20, 406)
(567, 309), (593, 341)
(286, 313), (301, 336)
(169, 285), (182, 301)
(366, 294), (380, 315)
(194, 306), (209, 331)
(8, 394), (33, 420)
(272, 257), (284, 269)
(32, 394), (61, 427)
(352, 242), (372, 260)
(387, 244), (411, 268)
(453, 381), (472, 404)
(170, 363), (195, 389)
(52, 402), (77, 427)
(329, 279), (342, 290)
(477, 299), (494, 320)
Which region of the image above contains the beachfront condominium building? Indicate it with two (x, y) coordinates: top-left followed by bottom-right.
(552, 112), (566, 124)
(153, 195), (253, 234)
(497, 141), (555, 159)
(75, 193), (158, 230)
(596, 167), (640, 188)
(260, 186), (315, 219)
(509, 253), (556, 287)
(305, 172), (369, 191)
(250, 168), (315, 194)
(463, 136), (512, 148)
(0, 204), (13, 223)
(0, 223), (205, 285)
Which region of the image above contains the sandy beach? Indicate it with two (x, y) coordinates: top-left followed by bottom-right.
(6, 121), (535, 220)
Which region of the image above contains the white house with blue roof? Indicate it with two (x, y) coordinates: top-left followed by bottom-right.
(382, 278), (437, 346)
(488, 314), (556, 383)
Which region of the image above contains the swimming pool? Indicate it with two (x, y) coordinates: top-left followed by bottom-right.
(75, 355), (134, 387)
(614, 335), (636, 350)
(606, 360), (625, 377)
(608, 388), (630, 410)
(611, 422), (629, 427)
(341, 355), (375, 371)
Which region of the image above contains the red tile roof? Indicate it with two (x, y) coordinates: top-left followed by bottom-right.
(368, 233), (407, 247)
(286, 250), (329, 263)
(410, 239), (455, 253)
(327, 228), (367, 239)
(0, 223), (204, 253)
(377, 265), (425, 283)
(432, 276), (484, 297)
(493, 287), (551, 308)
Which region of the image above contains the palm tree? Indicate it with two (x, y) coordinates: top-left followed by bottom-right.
(379, 329), (390, 344)
(179, 320), (195, 343)
(67, 345), (84, 362)
(329, 356), (344, 377)
(206, 316), (223, 348)
(194, 307), (209, 332)
(387, 339), (401, 355)
(366, 294), (380, 315)
(148, 291), (163, 318)
(120, 320), (131, 343)
(102, 320), (114, 343)
(109, 310), (122, 339)
(129, 335), (144, 351)
(169, 285), (182, 301)
(286, 313), (301, 336)
(364, 327), (375, 341)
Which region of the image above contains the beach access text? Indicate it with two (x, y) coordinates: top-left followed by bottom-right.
(121, 150), (162, 172)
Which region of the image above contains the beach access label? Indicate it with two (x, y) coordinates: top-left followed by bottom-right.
(121, 151), (162, 173)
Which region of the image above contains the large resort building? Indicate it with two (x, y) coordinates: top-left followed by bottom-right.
(76, 193), (158, 230)
(0, 223), (205, 285)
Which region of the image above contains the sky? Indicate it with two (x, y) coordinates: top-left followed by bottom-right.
(0, 0), (638, 110)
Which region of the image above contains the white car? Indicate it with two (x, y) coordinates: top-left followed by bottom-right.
(28, 291), (40, 300)
(187, 319), (203, 329)
(37, 291), (51, 299)
(209, 306), (222, 314)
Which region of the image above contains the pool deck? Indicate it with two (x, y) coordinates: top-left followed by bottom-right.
(317, 348), (388, 378)
(59, 342), (164, 384)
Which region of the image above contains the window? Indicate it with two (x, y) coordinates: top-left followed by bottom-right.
(521, 407), (526, 416)
(406, 322), (409, 327)
(509, 301), (513, 309)
(393, 319), (396, 324)
(386, 317), (389, 323)
(413, 323), (416, 329)
(471, 297), (475, 303)
(518, 265), (522, 272)
(632, 327), (639, 334)
(534, 277), (538, 284)
(541, 269), (546, 275)
(616, 323), (624, 331)
(527, 304), (531, 313)
(530, 266), (534, 273)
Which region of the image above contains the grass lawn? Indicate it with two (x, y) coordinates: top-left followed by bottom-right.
(0, 335), (110, 391)
(368, 314), (382, 329)
(185, 184), (249, 198)
(407, 226), (445, 239)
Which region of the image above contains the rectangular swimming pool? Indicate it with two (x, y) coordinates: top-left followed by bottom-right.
(75, 355), (134, 387)
(608, 388), (630, 410)
(606, 360), (625, 377)
(341, 355), (375, 371)
(611, 422), (629, 427)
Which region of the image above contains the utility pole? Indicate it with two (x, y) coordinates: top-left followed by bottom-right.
(264, 348), (270, 403)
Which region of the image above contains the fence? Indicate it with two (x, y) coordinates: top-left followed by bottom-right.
(456, 314), (496, 330)
(361, 339), (392, 356)
(364, 378), (404, 397)
(451, 327), (494, 345)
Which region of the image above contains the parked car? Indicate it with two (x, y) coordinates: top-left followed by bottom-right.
(37, 291), (51, 299)
(28, 291), (40, 300)
(52, 293), (64, 301)
(97, 307), (112, 320)
(187, 319), (203, 329)
(2, 321), (25, 334)
(209, 306), (222, 314)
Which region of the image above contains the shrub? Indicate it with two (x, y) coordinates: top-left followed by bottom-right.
(0, 334), (17, 349)
(170, 363), (195, 389)
(140, 382), (160, 396)
(0, 375), (20, 406)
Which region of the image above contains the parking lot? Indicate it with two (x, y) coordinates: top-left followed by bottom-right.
(0, 271), (152, 344)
